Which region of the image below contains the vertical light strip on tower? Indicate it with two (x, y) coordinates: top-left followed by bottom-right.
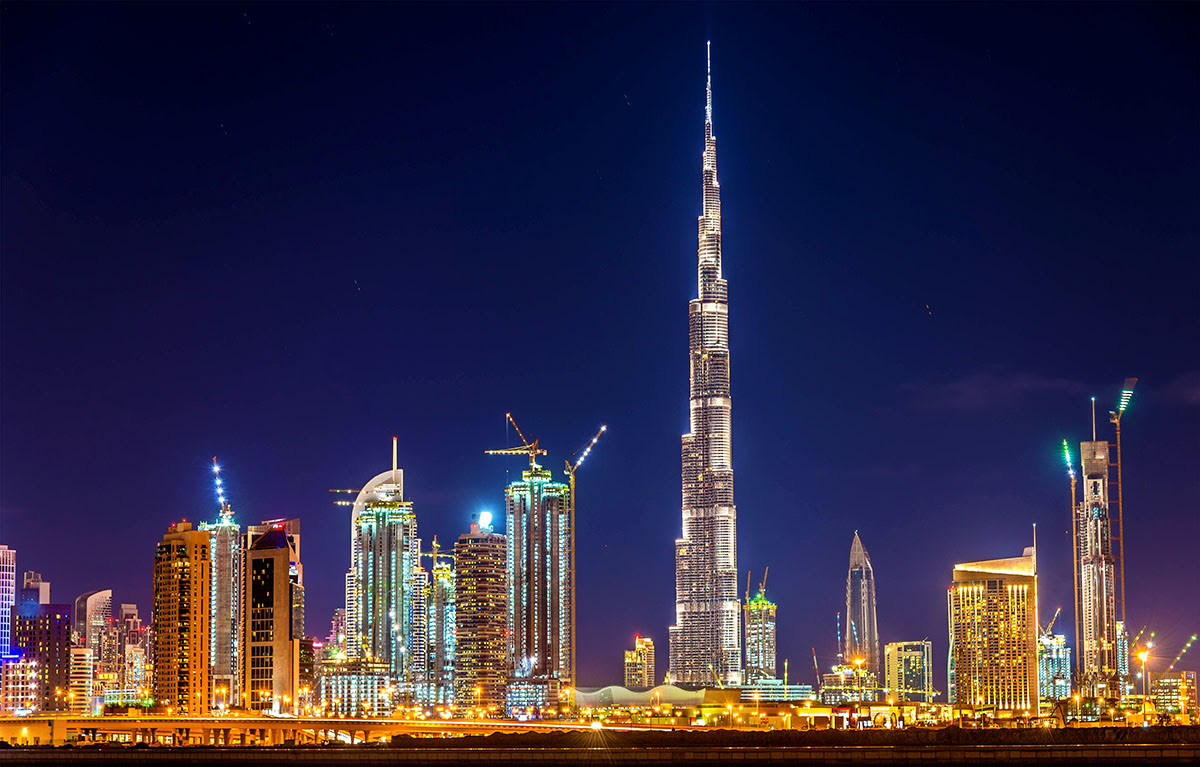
(202, 457), (241, 707)
(670, 43), (742, 687)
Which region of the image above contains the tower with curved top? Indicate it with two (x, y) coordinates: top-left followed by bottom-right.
(845, 531), (880, 675)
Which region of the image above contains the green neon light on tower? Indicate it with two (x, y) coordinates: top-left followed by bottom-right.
(1061, 439), (1075, 479)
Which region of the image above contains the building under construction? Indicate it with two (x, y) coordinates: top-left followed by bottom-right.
(743, 570), (777, 684)
(1068, 379), (1136, 699)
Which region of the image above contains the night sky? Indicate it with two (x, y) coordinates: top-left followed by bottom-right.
(3, 4), (1198, 691)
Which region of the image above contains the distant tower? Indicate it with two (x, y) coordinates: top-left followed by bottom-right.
(624, 635), (656, 688)
(348, 439), (421, 682)
(0, 545), (14, 656)
(670, 41), (742, 689)
(743, 574), (777, 683)
(72, 589), (112, 657)
(201, 457), (242, 705)
(947, 535), (1038, 712)
(152, 521), (211, 715)
(454, 516), (507, 711)
(845, 532), (880, 674)
(68, 647), (93, 714)
(13, 601), (71, 711)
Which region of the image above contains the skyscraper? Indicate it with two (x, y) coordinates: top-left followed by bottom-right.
(349, 441), (421, 681)
(623, 635), (655, 689)
(454, 516), (507, 712)
(247, 518), (304, 641)
(424, 546), (456, 705)
(242, 524), (303, 714)
(744, 583), (777, 684)
(1075, 437), (1120, 698)
(13, 602), (71, 711)
(505, 459), (572, 696)
(883, 641), (934, 703)
(72, 589), (112, 658)
(152, 521), (211, 715)
(0, 545), (14, 657)
(947, 537), (1038, 713)
(845, 531), (880, 675)
(201, 458), (242, 706)
(68, 647), (93, 714)
(670, 43), (742, 689)
(1038, 632), (1072, 702)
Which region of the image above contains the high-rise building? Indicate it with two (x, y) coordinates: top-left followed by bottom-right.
(947, 539), (1038, 713)
(670, 42), (742, 689)
(201, 459), (242, 707)
(623, 635), (655, 689)
(1151, 671), (1197, 717)
(68, 647), (93, 714)
(845, 532), (881, 675)
(72, 589), (112, 657)
(820, 663), (879, 705)
(1074, 438), (1120, 698)
(0, 546), (15, 656)
(505, 461), (572, 692)
(152, 521), (211, 715)
(883, 641), (934, 703)
(744, 584), (777, 684)
(316, 656), (393, 717)
(0, 654), (38, 713)
(424, 548), (456, 705)
(13, 602), (71, 711)
(247, 518), (304, 641)
(454, 517), (507, 712)
(20, 571), (50, 607)
(1038, 633), (1072, 702)
(349, 441), (420, 681)
(327, 608), (348, 657)
(241, 523), (304, 714)
(1115, 620), (1131, 697)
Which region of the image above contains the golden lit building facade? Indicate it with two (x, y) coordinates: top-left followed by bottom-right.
(623, 635), (655, 688)
(152, 521), (211, 714)
(454, 518), (507, 712)
(947, 540), (1038, 714)
(241, 524), (303, 714)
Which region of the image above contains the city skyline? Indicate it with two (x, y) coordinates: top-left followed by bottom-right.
(2, 3), (1198, 695)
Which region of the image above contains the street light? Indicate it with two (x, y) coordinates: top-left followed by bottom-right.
(1137, 650), (1149, 724)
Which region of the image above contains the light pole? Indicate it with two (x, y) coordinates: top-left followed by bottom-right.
(1137, 650), (1149, 724)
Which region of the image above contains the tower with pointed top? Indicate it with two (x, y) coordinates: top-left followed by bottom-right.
(845, 532), (880, 675)
(669, 43), (742, 687)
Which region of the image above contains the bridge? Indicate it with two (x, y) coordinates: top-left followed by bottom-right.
(0, 714), (679, 747)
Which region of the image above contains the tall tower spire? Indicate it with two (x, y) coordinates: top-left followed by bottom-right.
(670, 43), (741, 688)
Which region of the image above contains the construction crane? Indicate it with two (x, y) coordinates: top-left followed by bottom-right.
(484, 412), (548, 468)
(1167, 634), (1197, 672)
(1107, 377), (1137, 624)
(562, 423), (606, 694)
(812, 648), (821, 689)
(744, 571), (751, 605)
(1063, 438), (1081, 675)
(759, 566), (769, 597)
(1042, 606), (1062, 636)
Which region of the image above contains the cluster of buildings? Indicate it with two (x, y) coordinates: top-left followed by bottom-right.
(0, 48), (1193, 731)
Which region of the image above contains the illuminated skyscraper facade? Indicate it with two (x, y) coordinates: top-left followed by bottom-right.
(845, 531), (880, 675)
(0, 545), (14, 657)
(1075, 439), (1120, 697)
(72, 589), (111, 656)
(454, 519), (506, 711)
(152, 521), (211, 715)
(1038, 633), (1071, 702)
(506, 464), (572, 690)
(624, 635), (656, 688)
(883, 640), (934, 703)
(350, 447), (421, 681)
(424, 553), (456, 705)
(670, 44), (742, 688)
(13, 603), (71, 712)
(744, 587), (777, 683)
(201, 471), (242, 706)
(947, 542), (1038, 713)
(241, 525), (303, 714)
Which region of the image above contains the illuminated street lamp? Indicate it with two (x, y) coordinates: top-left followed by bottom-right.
(1138, 650), (1149, 723)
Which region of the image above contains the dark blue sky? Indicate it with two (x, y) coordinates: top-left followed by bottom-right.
(3, 3), (1197, 689)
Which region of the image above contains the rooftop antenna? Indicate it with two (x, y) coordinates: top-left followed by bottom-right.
(705, 41), (712, 124)
(1091, 396), (1097, 441)
(392, 435), (398, 475)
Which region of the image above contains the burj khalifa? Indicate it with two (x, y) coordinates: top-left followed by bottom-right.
(669, 44), (742, 687)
